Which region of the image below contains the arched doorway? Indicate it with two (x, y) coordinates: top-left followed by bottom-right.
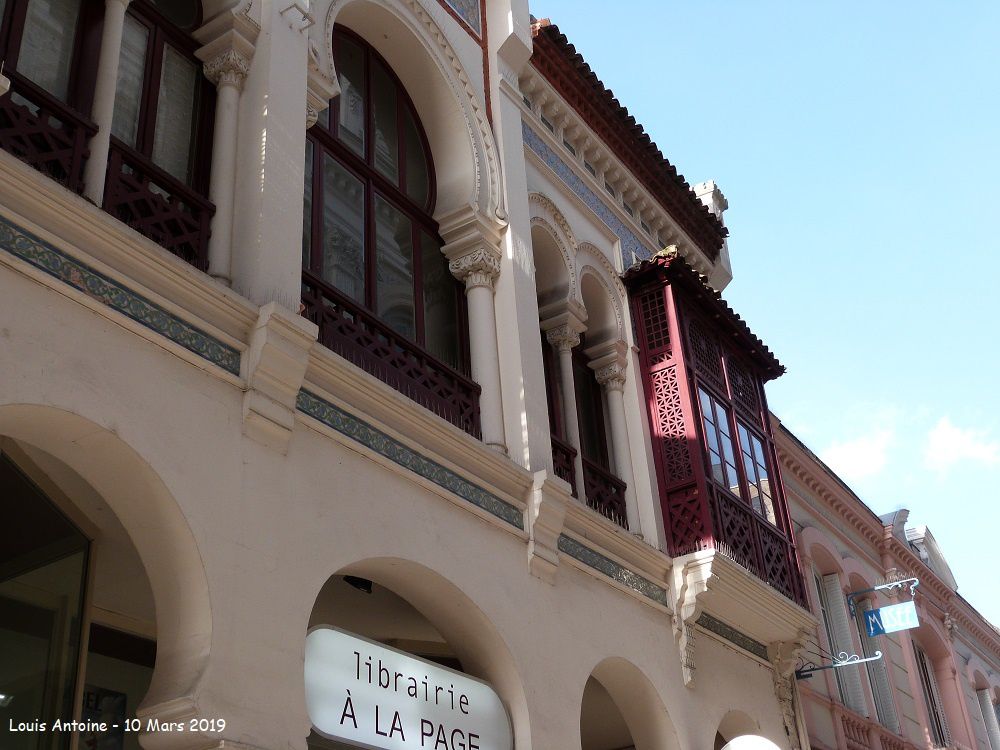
(304, 559), (525, 750)
(579, 658), (678, 750)
(0, 441), (156, 750)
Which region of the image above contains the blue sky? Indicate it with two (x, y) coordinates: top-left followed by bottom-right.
(531, 2), (1000, 625)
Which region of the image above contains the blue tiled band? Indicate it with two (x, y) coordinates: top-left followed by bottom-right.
(557, 533), (669, 606)
(696, 612), (768, 660)
(0, 216), (241, 375)
(296, 389), (524, 530)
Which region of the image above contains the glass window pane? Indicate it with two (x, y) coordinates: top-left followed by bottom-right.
(302, 140), (314, 269)
(374, 195), (415, 338)
(421, 233), (458, 368)
(708, 449), (725, 486)
(321, 155), (365, 301)
(334, 36), (365, 157)
(403, 105), (429, 208)
(152, 45), (199, 184)
(81, 626), (154, 750)
(371, 60), (399, 183)
(19, 0), (82, 101)
(112, 15), (149, 148)
(0, 454), (89, 750)
(698, 388), (712, 421)
(150, 0), (198, 30)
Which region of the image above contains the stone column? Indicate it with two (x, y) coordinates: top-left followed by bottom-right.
(448, 247), (507, 452)
(83, 0), (131, 205)
(201, 49), (250, 283)
(977, 689), (1000, 750)
(594, 359), (641, 534)
(545, 323), (585, 498)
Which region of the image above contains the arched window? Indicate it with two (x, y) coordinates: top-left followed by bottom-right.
(104, 0), (215, 268)
(302, 27), (475, 434)
(0, 0), (101, 191)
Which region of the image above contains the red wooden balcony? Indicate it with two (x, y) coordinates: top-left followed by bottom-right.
(550, 434), (578, 497)
(302, 269), (481, 437)
(709, 487), (804, 604)
(104, 140), (214, 271)
(0, 71), (96, 194)
(582, 457), (628, 529)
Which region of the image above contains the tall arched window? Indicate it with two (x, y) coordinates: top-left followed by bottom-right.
(302, 27), (476, 434)
(0, 0), (101, 191)
(104, 0), (215, 268)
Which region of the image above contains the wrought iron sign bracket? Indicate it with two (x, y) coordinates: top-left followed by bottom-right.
(795, 651), (883, 681)
(846, 577), (919, 617)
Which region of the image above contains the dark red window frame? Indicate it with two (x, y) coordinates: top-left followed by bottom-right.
(303, 25), (468, 371)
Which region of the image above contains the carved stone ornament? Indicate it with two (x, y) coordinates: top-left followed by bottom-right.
(768, 635), (809, 750)
(448, 247), (502, 291)
(203, 49), (250, 90)
(595, 363), (627, 392)
(545, 324), (581, 352)
(306, 104), (319, 129)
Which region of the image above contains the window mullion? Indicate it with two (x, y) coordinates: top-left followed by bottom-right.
(137, 21), (163, 158)
(4, 0), (31, 69)
(309, 138), (322, 274)
(413, 224), (425, 346)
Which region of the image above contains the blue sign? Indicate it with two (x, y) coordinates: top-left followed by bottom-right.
(864, 601), (919, 637)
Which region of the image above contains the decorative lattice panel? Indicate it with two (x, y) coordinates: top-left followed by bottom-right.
(651, 365), (693, 485)
(688, 317), (723, 384)
(727, 357), (760, 419)
(638, 288), (670, 353)
(666, 487), (706, 556)
(713, 490), (758, 572)
(758, 522), (796, 600)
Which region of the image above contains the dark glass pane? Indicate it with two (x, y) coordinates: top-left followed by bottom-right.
(374, 195), (415, 338)
(403, 106), (429, 208)
(112, 15), (149, 148)
(302, 141), (314, 268)
(150, 0), (199, 29)
(81, 626), (155, 750)
(0, 454), (89, 750)
(19, 0), (81, 101)
(316, 107), (330, 131)
(321, 154), (365, 301)
(574, 360), (605, 464)
(708, 448), (725, 486)
(421, 233), (458, 367)
(371, 60), (399, 183)
(334, 36), (366, 157)
(152, 44), (200, 184)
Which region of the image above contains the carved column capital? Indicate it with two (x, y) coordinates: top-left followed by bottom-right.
(595, 362), (627, 392)
(545, 324), (580, 352)
(448, 247), (502, 291)
(203, 48), (250, 90)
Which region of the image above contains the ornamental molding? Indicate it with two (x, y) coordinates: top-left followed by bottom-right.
(203, 48), (251, 89)
(594, 362), (626, 392)
(526, 470), (570, 584)
(310, 0), (506, 222)
(544, 323), (581, 353)
(447, 247), (501, 291)
(671, 551), (717, 686)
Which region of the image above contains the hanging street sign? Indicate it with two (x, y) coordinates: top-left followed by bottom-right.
(864, 601), (920, 637)
(305, 626), (514, 750)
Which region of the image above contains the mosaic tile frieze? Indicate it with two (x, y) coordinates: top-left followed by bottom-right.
(557, 533), (669, 606)
(522, 121), (657, 269)
(0, 216), (241, 375)
(440, 0), (481, 35)
(296, 389), (524, 530)
(696, 612), (768, 660)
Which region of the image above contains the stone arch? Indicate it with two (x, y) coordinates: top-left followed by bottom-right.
(304, 557), (529, 750)
(309, 0), (505, 225)
(528, 192), (578, 306)
(715, 710), (766, 750)
(578, 656), (680, 750)
(577, 265), (624, 347)
(0, 404), (211, 709)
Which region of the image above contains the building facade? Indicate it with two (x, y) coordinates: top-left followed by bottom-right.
(775, 421), (1000, 750)
(0, 2), (993, 750)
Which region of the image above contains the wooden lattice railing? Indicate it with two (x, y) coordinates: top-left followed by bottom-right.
(582, 457), (628, 529)
(0, 71), (95, 193)
(711, 488), (806, 605)
(550, 434), (577, 497)
(104, 140), (213, 270)
(302, 270), (481, 437)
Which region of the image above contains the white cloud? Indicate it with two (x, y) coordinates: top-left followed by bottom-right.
(923, 417), (1000, 473)
(821, 429), (894, 481)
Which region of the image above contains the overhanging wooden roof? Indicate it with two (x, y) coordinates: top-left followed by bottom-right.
(530, 20), (727, 261)
(623, 250), (785, 381)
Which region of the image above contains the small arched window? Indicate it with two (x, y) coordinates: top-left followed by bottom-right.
(303, 26), (463, 370)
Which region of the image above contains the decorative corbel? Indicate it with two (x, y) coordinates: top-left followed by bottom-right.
(526, 470), (571, 584)
(769, 632), (810, 750)
(242, 303), (318, 453)
(671, 552), (716, 686)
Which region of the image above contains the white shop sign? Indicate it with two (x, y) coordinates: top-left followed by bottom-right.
(305, 626), (513, 750)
